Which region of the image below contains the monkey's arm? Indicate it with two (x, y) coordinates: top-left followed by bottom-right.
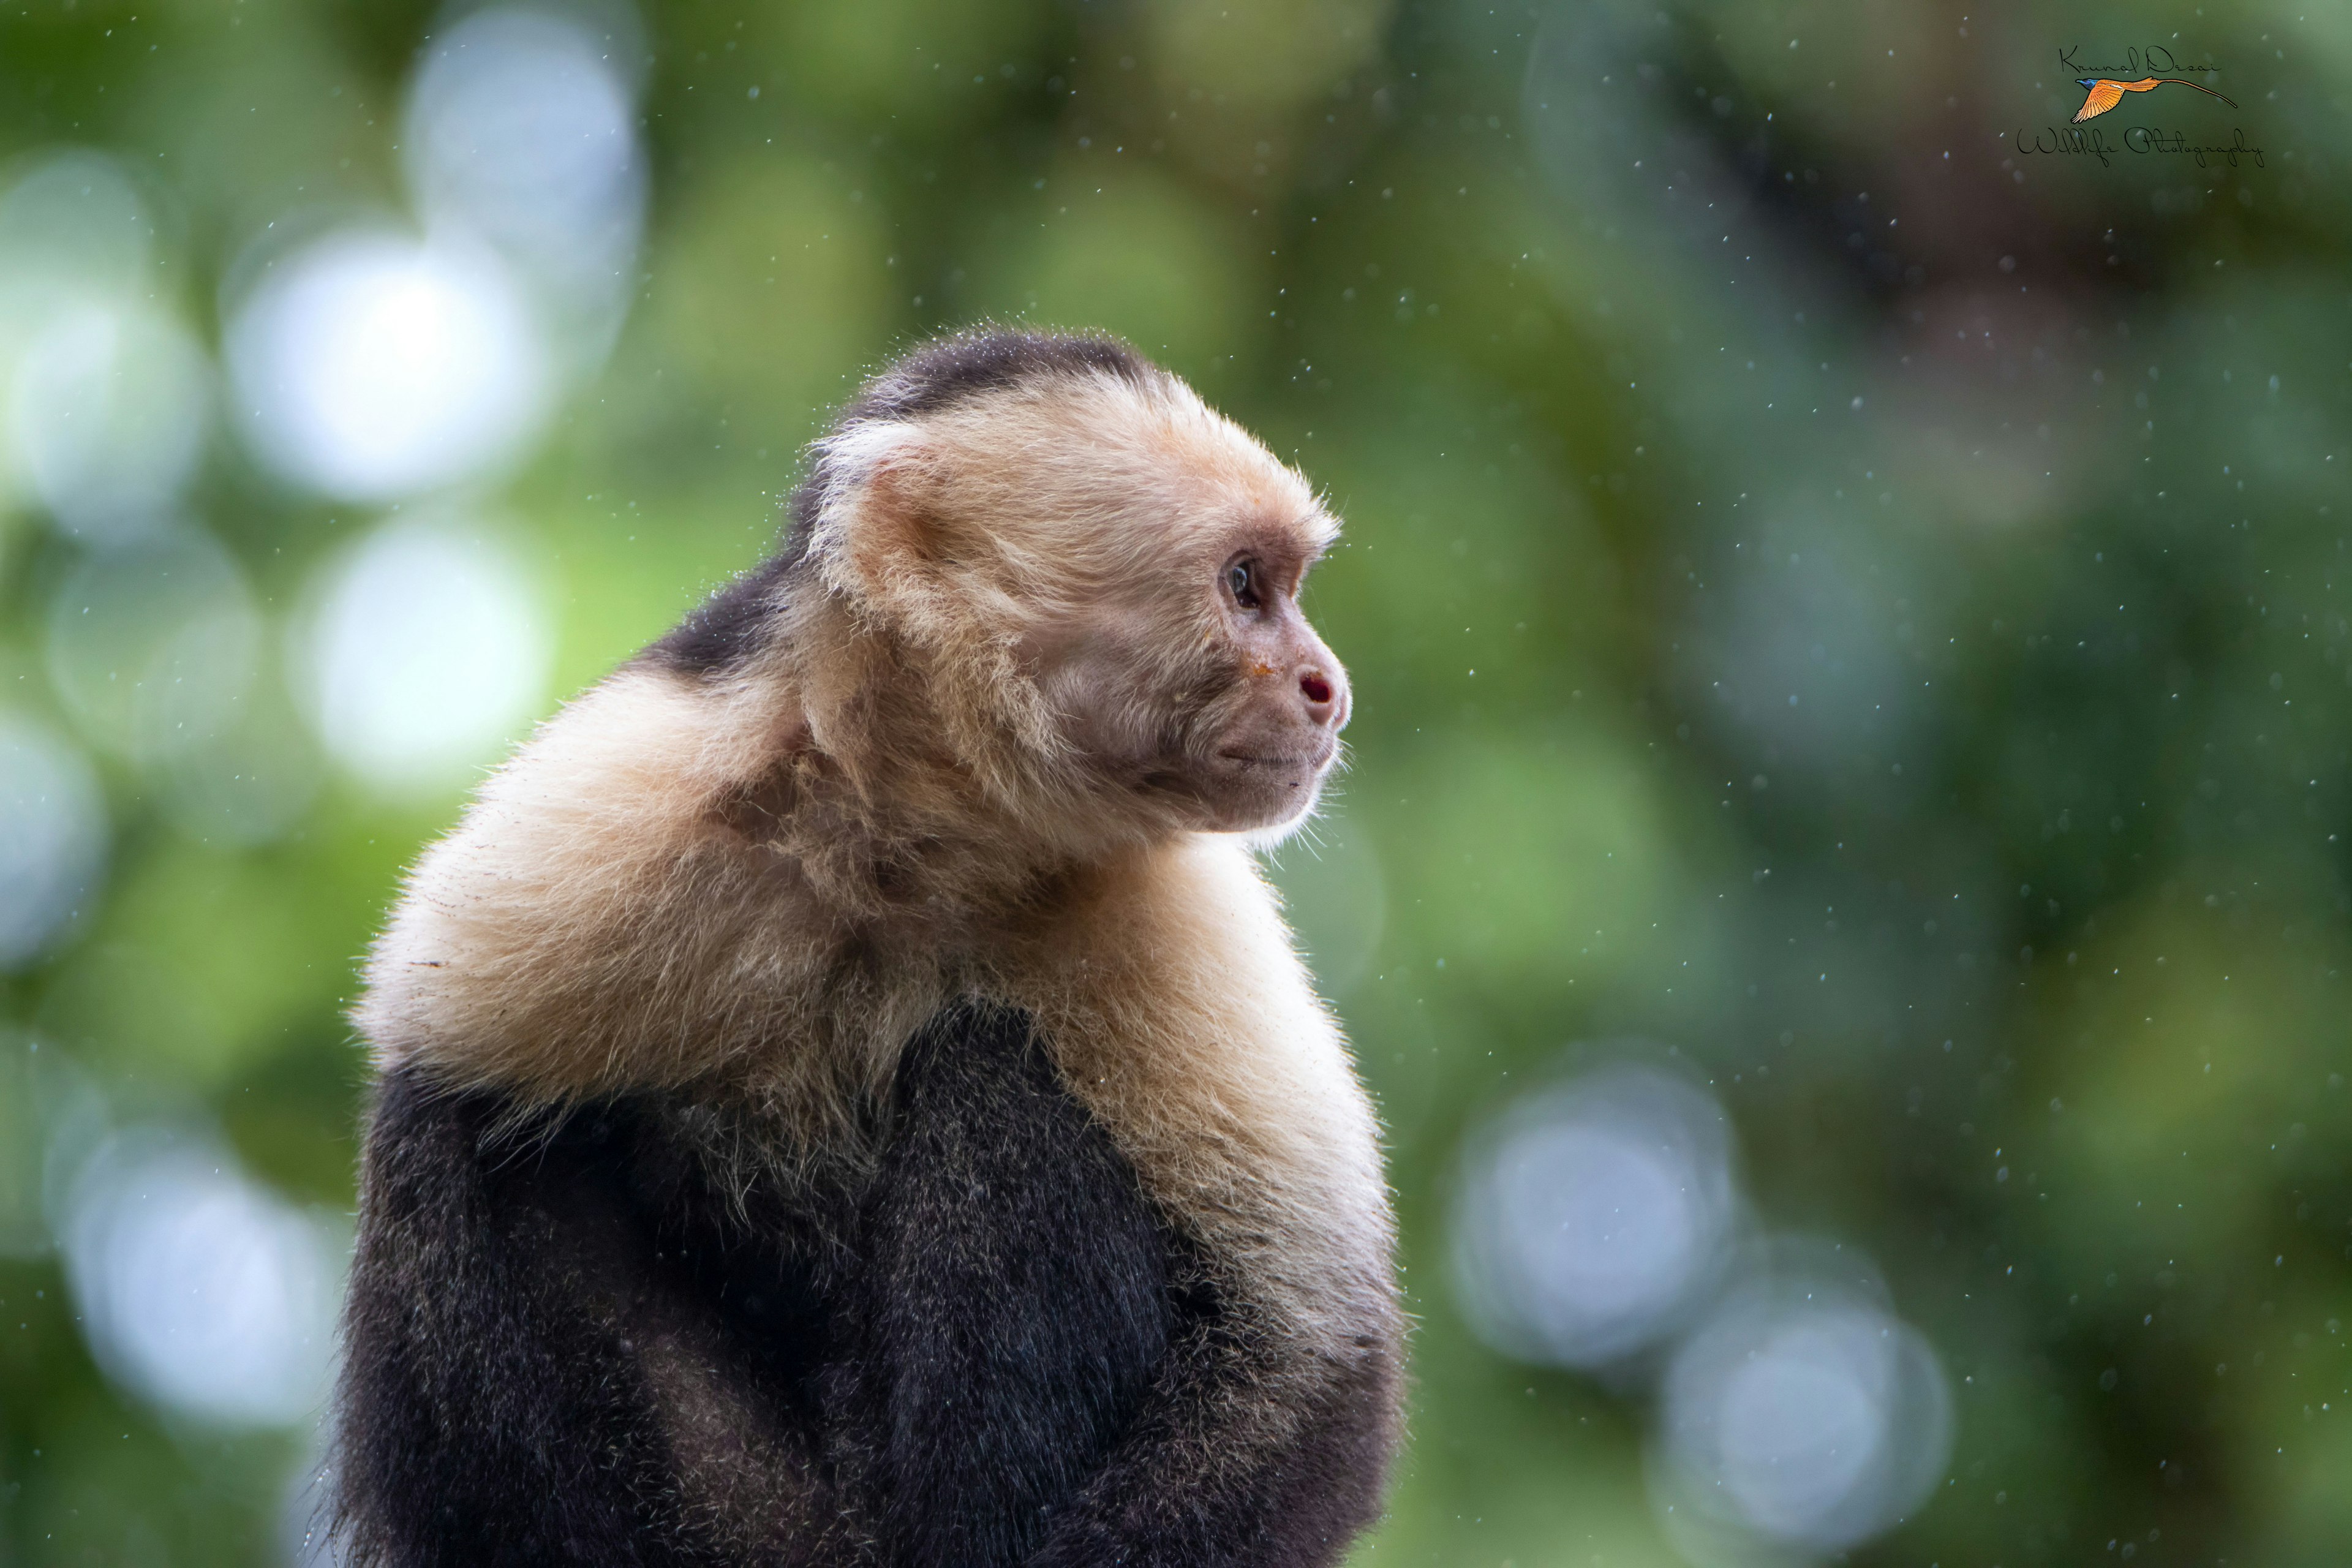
(335, 1068), (711, 1568)
(857, 1002), (1176, 1568)
(1020, 1275), (1400, 1568)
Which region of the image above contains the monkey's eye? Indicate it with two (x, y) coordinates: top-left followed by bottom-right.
(1226, 559), (1264, 610)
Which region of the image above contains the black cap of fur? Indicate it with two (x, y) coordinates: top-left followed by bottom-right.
(647, 329), (1149, 678)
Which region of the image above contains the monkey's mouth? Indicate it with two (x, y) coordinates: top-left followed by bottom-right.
(1215, 742), (1336, 774)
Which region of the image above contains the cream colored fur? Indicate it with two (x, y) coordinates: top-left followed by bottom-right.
(356, 356), (1392, 1371)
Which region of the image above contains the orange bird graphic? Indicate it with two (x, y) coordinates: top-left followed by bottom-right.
(2071, 76), (2236, 123)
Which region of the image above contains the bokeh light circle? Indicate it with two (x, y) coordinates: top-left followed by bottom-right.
(404, 2), (646, 346)
(0, 715), (108, 967)
(44, 526), (262, 765)
(225, 228), (549, 501)
(1656, 1261), (1955, 1555)
(59, 1127), (345, 1430)
(10, 299), (211, 540)
(1451, 1062), (1741, 1368)
(292, 513), (551, 796)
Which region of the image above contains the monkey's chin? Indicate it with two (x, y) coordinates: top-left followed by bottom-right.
(1183, 752), (1333, 839)
(1234, 789), (1327, 848)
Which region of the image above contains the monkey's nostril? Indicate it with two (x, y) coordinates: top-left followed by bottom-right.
(1300, 673), (1333, 706)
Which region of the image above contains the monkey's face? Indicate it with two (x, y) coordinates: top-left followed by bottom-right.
(1183, 541), (1351, 832)
(1038, 526), (1350, 837)
(810, 358), (1350, 842)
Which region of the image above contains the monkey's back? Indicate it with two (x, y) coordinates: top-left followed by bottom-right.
(339, 1001), (1180, 1566)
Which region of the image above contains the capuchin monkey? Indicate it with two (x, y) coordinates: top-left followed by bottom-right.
(334, 329), (1403, 1567)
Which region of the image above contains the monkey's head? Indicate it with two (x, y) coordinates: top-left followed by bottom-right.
(735, 331), (1351, 845)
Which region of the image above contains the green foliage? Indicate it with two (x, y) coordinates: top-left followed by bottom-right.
(1, 1), (2347, 1564)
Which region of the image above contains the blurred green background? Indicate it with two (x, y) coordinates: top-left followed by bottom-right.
(1, 0), (2347, 1563)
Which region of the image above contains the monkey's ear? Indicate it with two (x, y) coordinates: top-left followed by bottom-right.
(840, 466), (940, 603)
(807, 426), (956, 628)
(804, 423), (1065, 769)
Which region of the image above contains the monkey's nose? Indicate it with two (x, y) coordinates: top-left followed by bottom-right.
(1298, 666), (1346, 729)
